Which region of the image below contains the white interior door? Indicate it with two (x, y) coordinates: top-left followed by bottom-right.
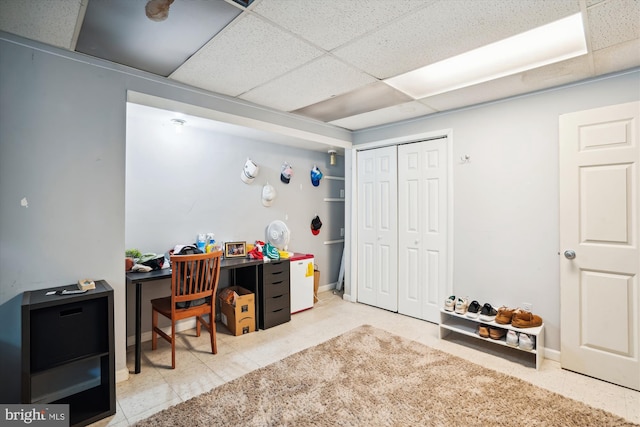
(357, 146), (398, 311)
(559, 101), (640, 391)
(398, 138), (448, 323)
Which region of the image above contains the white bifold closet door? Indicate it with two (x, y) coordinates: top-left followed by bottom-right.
(398, 138), (448, 323)
(357, 146), (398, 311)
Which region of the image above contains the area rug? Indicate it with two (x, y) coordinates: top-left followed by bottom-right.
(136, 325), (636, 426)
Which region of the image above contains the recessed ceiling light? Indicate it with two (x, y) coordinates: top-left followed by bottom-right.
(170, 118), (186, 126)
(384, 13), (587, 99)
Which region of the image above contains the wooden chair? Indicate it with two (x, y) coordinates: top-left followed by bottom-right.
(151, 250), (222, 369)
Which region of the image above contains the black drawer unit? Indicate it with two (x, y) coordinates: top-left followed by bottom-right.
(237, 260), (290, 329)
(22, 280), (115, 427)
(259, 260), (290, 329)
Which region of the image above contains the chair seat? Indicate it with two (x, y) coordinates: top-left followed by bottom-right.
(150, 296), (211, 319)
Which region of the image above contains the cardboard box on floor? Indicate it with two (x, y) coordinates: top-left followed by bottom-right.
(220, 286), (255, 336)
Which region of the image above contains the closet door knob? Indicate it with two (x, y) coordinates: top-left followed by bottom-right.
(564, 249), (576, 259)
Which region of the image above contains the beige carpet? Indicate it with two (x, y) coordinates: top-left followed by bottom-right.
(136, 325), (636, 426)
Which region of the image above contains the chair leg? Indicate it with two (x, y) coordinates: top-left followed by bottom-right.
(210, 312), (217, 355)
(196, 316), (201, 337)
(152, 309), (158, 350)
(171, 319), (176, 369)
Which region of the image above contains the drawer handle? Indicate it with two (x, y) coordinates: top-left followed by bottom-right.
(60, 307), (83, 317)
(272, 271), (283, 276)
(273, 308), (283, 313)
(271, 281), (283, 285)
(272, 295), (283, 299)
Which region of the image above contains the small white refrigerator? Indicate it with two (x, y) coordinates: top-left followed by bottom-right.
(289, 253), (314, 314)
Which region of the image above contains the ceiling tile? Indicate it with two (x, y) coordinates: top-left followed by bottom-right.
(0, 0), (83, 49)
(587, 0), (640, 51)
(239, 54), (378, 112)
(333, 0), (580, 79)
(329, 101), (438, 130)
(292, 81), (413, 122)
(420, 55), (593, 112)
(593, 38), (640, 74)
(252, 0), (431, 50)
(76, 0), (241, 77)
(170, 13), (323, 96)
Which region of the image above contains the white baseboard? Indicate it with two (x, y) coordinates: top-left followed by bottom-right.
(544, 347), (560, 362)
(116, 368), (129, 384)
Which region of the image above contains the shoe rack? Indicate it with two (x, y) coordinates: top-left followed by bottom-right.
(439, 309), (545, 370)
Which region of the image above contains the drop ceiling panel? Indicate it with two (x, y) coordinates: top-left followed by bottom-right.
(420, 55), (593, 113)
(593, 38), (640, 75)
(333, 0), (580, 79)
(76, 0), (241, 77)
(0, 0), (83, 50)
(251, 0), (431, 50)
(329, 101), (438, 131)
(170, 13), (323, 97)
(239, 55), (378, 112)
(587, 0), (640, 51)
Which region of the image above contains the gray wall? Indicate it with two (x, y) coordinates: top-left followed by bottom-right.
(125, 103), (345, 337)
(0, 33), (345, 402)
(350, 69), (640, 352)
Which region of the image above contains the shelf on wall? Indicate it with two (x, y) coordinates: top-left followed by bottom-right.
(324, 198), (345, 202)
(323, 239), (345, 245)
(324, 176), (345, 181)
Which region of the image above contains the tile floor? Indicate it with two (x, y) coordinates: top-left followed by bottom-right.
(93, 291), (640, 426)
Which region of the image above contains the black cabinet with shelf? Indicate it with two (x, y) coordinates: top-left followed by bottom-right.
(22, 280), (115, 427)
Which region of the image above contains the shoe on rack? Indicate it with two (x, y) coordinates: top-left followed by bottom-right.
(454, 297), (469, 314)
(478, 324), (490, 338)
(495, 306), (515, 324)
(489, 327), (507, 340)
(512, 310), (543, 328)
(466, 300), (481, 318)
(444, 295), (456, 311)
(506, 330), (519, 347)
(478, 303), (498, 321)
(518, 333), (535, 351)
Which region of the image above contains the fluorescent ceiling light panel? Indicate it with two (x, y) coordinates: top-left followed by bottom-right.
(384, 13), (587, 99)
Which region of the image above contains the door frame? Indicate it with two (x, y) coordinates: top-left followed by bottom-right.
(347, 128), (454, 306)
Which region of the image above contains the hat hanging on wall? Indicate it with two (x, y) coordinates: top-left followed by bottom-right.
(262, 183), (276, 207)
(280, 162), (293, 184)
(241, 158), (259, 184)
(310, 165), (323, 187)
(310, 215), (322, 235)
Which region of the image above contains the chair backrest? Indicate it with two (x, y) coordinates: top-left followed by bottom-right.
(170, 251), (222, 307)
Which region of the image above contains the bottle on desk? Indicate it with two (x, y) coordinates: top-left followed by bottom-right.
(197, 234), (206, 252)
(205, 233), (217, 253)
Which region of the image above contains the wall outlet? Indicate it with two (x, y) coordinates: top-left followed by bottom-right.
(340, 189), (345, 198)
(522, 302), (532, 311)
(340, 227), (345, 237)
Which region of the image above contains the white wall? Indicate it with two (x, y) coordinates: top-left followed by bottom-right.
(351, 69), (640, 352)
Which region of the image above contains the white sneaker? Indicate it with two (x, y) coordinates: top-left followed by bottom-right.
(454, 297), (469, 314)
(506, 330), (519, 347)
(519, 333), (535, 351)
(444, 295), (456, 311)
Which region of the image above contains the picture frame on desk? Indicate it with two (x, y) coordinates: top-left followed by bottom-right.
(225, 241), (246, 258)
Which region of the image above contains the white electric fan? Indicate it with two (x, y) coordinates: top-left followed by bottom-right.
(266, 220), (291, 250)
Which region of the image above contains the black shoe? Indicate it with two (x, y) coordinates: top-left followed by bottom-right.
(466, 300), (481, 318)
(479, 303), (497, 321)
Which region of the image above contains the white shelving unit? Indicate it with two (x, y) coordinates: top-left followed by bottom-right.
(439, 309), (545, 370)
